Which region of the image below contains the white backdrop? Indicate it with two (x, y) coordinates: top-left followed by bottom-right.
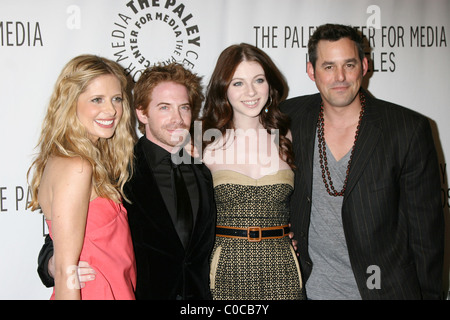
(0, 0), (449, 299)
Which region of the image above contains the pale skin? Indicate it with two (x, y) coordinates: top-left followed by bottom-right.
(306, 37), (368, 161)
(41, 74), (123, 299)
(136, 81), (192, 153)
(203, 60), (292, 178)
(203, 60), (297, 247)
(41, 157), (93, 299)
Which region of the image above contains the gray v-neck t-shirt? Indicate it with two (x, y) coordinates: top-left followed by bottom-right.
(305, 136), (361, 300)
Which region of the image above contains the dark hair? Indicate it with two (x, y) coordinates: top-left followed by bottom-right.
(201, 43), (295, 169)
(308, 24), (365, 69)
(133, 62), (204, 135)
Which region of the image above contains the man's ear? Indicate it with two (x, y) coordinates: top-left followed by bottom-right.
(306, 61), (315, 82)
(361, 56), (369, 77)
(135, 108), (148, 124)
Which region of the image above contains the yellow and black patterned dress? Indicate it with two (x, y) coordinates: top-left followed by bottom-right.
(209, 170), (304, 300)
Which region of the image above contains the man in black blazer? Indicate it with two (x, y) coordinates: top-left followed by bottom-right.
(280, 24), (444, 299)
(37, 63), (216, 300)
(127, 63), (215, 300)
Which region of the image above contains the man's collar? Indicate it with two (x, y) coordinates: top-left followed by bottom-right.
(141, 136), (171, 168)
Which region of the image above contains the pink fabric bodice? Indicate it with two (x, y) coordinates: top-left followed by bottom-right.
(47, 197), (136, 300)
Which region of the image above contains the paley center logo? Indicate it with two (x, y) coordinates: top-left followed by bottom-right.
(110, 0), (201, 82)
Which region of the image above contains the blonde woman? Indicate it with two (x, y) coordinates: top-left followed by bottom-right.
(28, 55), (136, 300)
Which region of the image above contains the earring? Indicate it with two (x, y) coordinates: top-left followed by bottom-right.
(265, 95), (272, 113)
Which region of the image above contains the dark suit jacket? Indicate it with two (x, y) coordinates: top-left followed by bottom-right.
(123, 136), (216, 300)
(280, 89), (444, 299)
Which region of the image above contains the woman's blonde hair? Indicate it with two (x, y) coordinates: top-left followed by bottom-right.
(27, 54), (135, 211)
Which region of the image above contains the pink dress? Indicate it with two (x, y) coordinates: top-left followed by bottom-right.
(47, 197), (136, 300)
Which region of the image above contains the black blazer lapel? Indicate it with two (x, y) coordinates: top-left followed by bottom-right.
(293, 94), (321, 198)
(344, 92), (382, 200)
(134, 138), (185, 248)
(303, 103), (320, 198)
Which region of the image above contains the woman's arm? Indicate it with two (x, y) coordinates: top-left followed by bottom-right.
(50, 157), (92, 300)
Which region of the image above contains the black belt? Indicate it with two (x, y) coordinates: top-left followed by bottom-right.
(216, 225), (290, 242)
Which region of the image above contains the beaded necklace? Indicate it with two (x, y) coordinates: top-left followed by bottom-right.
(317, 92), (365, 197)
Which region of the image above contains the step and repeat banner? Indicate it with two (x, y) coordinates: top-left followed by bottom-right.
(0, 0), (449, 299)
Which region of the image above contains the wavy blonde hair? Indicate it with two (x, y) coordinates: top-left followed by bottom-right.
(27, 54), (135, 211)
